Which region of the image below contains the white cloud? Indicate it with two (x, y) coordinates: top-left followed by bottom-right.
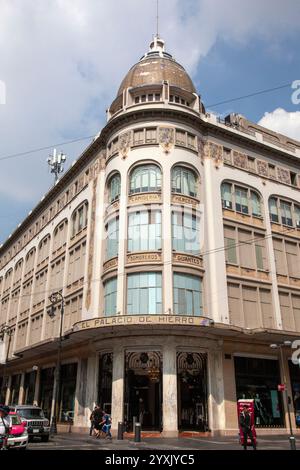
(0, 0), (300, 239)
(258, 108), (300, 141)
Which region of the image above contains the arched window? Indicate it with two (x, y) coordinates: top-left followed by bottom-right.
(269, 196), (300, 228)
(108, 173), (121, 203)
(71, 201), (88, 238)
(129, 165), (161, 194)
(221, 182), (262, 218)
(171, 166), (197, 197)
(53, 219), (68, 253)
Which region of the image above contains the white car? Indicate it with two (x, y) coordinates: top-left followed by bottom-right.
(7, 412), (28, 450)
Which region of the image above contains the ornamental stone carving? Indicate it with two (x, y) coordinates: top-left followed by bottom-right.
(119, 131), (131, 159)
(233, 151), (247, 169)
(198, 137), (207, 163)
(257, 160), (268, 177)
(158, 127), (175, 153)
(277, 167), (291, 184)
(209, 142), (223, 167)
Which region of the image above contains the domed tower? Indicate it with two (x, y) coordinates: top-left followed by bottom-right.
(96, 36), (216, 438)
(108, 36), (205, 119)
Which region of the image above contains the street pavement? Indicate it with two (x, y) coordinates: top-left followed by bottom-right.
(25, 433), (297, 450)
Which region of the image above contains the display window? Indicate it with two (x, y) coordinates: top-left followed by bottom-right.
(234, 356), (284, 427)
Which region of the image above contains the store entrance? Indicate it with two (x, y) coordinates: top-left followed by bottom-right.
(124, 351), (162, 432)
(177, 352), (209, 431)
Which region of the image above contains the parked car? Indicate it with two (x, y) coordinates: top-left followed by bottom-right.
(7, 412), (28, 450)
(9, 405), (50, 442)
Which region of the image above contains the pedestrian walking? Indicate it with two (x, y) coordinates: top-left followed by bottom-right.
(89, 406), (97, 436)
(0, 405), (11, 451)
(93, 406), (104, 438)
(100, 412), (112, 440)
(239, 404), (256, 450)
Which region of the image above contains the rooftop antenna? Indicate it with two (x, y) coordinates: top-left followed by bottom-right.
(47, 148), (66, 185)
(156, 0), (159, 38)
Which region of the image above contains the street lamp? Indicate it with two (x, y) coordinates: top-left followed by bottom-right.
(47, 292), (65, 435)
(270, 341), (296, 450)
(0, 324), (14, 403)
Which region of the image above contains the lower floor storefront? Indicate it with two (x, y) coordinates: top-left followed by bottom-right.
(1, 323), (300, 436)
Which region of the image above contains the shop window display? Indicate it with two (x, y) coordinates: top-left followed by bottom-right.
(177, 352), (208, 431)
(98, 353), (113, 415)
(288, 360), (300, 428)
(234, 356), (284, 427)
(59, 363), (77, 423)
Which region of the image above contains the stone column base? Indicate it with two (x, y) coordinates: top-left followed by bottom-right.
(161, 430), (179, 438)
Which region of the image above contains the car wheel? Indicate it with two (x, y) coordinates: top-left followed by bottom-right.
(41, 435), (49, 442)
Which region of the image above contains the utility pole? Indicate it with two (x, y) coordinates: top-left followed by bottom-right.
(47, 149), (66, 185)
(47, 292), (65, 434)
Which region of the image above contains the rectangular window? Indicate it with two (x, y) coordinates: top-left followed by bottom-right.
(285, 241), (300, 278)
(128, 210), (161, 252)
(238, 229), (254, 269)
(172, 211), (200, 254)
(127, 273), (162, 315)
(273, 238), (287, 275)
(242, 285), (260, 329)
(224, 226), (237, 264)
(279, 292), (295, 331)
(145, 128), (157, 143)
(235, 187), (248, 214)
(280, 201), (293, 226)
(221, 183), (232, 209)
(106, 218), (119, 259)
(269, 198), (279, 223)
(255, 235), (267, 270)
(173, 273), (202, 316)
(104, 277), (117, 316)
(295, 205), (300, 228)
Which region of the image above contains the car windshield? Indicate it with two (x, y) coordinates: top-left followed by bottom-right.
(10, 415), (22, 425)
(18, 408), (45, 419)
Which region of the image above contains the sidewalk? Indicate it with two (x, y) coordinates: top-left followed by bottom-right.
(27, 432), (297, 450)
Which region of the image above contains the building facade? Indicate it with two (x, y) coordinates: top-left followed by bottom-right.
(0, 37), (300, 436)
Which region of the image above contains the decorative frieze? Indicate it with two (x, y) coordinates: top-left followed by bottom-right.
(103, 257), (118, 272)
(277, 167), (291, 185)
(85, 178), (97, 310)
(126, 252), (162, 264)
(171, 194), (199, 208)
(172, 253), (202, 268)
(257, 160), (268, 177)
(128, 193), (162, 205)
(233, 151), (247, 169)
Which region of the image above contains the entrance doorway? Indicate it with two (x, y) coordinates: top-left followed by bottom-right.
(124, 351), (162, 432)
(177, 352), (208, 431)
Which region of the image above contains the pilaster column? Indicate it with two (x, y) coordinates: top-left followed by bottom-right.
(33, 368), (40, 406)
(18, 372), (25, 404)
(207, 347), (226, 435)
(111, 346), (125, 436)
(73, 356), (97, 430)
(5, 375), (12, 405)
(162, 343), (178, 437)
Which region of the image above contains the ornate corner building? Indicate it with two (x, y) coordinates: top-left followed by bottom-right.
(0, 36), (300, 437)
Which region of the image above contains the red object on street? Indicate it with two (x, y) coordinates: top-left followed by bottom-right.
(277, 384), (286, 392)
(237, 399), (257, 448)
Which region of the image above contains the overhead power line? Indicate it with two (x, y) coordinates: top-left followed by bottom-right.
(207, 83), (292, 108)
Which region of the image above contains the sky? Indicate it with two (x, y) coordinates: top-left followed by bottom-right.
(0, 0), (300, 243)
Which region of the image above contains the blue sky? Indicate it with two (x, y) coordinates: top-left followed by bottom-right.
(0, 0), (300, 244)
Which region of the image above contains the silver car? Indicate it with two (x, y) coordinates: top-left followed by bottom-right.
(9, 405), (50, 442)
